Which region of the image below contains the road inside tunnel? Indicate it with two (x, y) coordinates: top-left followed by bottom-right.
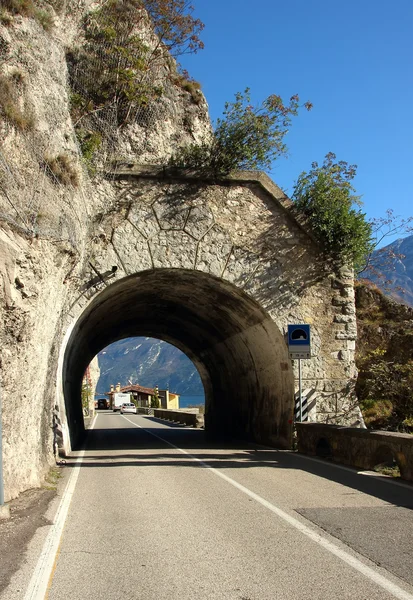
(62, 268), (295, 450)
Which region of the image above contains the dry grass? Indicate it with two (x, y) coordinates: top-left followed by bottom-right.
(43, 154), (80, 187)
(172, 74), (202, 105)
(0, 73), (35, 131)
(1, 0), (54, 30)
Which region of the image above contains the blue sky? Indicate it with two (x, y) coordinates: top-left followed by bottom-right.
(179, 0), (413, 244)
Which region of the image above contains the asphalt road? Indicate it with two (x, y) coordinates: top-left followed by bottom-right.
(19, 413), (413, 599)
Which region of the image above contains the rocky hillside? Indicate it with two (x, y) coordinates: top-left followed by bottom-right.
(355, 281), (413, 431)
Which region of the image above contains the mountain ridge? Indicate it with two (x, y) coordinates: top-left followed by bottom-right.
(366, 233), (413, 307)
(96, 337), (204, 397)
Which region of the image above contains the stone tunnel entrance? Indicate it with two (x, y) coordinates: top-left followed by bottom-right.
(63, 268), (295, 450)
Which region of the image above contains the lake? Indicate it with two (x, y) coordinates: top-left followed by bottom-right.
(179, 395), (205, 408)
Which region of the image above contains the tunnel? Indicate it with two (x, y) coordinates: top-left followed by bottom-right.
(62, 268), (295, 449)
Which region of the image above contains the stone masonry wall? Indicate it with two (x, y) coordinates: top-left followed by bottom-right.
(71, 167), (361, 427)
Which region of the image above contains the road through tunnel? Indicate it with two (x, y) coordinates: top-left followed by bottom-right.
(63, 269), (295, 450)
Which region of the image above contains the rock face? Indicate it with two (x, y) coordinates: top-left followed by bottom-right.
(0, 1), (211, 501)
(0, 3), (360, 501)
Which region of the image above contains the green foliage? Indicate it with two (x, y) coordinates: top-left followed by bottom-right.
(292, 152), (374, 269)
(150, 386), (161, 408)
(358, 351), (413, 432)
(169, 88), (312, 176)
(76, 129), (102, 172)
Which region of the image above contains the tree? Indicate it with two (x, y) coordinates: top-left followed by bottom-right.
(169, 88), (313, 176)
(292, 153), (374, 269)
(81, 371), (92, 416)
(151, 386), (161, 408)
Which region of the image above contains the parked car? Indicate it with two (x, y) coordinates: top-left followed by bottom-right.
(120, 403), (137, 415)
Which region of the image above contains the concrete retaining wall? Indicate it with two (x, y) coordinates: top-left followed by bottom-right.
(296, 422), (413, 482)
(153, 409), (204, 428)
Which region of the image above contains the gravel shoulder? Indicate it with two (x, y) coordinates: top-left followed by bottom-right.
(0, 464), (68, 599)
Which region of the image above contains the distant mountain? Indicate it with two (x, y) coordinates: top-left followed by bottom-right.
(96, 337), (203, 397)
(366, 234), (413, 307)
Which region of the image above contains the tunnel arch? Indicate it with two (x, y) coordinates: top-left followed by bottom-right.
(62, 268), (295, 449)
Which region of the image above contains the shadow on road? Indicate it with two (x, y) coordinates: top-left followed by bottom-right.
(62, 415), (413, 511)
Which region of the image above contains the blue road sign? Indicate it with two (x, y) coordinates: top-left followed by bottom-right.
(288, 324), (311, 359)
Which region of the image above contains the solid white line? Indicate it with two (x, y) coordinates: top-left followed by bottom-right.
(23, 414), (98, 600)
(124, 417), (413, 600)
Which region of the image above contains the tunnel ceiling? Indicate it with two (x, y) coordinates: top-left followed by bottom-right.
(70, 268), (281, 367)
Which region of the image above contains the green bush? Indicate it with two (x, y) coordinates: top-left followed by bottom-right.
(76, 129), (102, 164)
(169, 88), (312, 177)
(292, 153), (374, 269)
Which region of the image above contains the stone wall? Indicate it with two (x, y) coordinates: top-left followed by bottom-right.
(296, 422), (413, 482)
(87, 167), (361, 424)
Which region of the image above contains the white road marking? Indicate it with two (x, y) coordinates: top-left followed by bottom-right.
(124, 417), (413, 600)
(23, 414), (98, 600)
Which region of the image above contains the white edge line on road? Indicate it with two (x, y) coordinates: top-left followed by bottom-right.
(124, 416), (413, 600)
(23, 413), (98, 600)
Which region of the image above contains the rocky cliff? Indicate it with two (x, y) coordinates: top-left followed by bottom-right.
(355, 281), (413, 430)
(0, 0), (211, 500)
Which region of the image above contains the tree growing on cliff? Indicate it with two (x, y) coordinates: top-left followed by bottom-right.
(68, 0), (204, 130)
(291, 153), (374, 269)
(291, 153), (413, 277)
(357, 349), (413, 432)
(169, 88), (313, 176)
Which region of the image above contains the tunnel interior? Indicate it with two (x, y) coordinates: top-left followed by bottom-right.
(63, 269), (295, 449)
